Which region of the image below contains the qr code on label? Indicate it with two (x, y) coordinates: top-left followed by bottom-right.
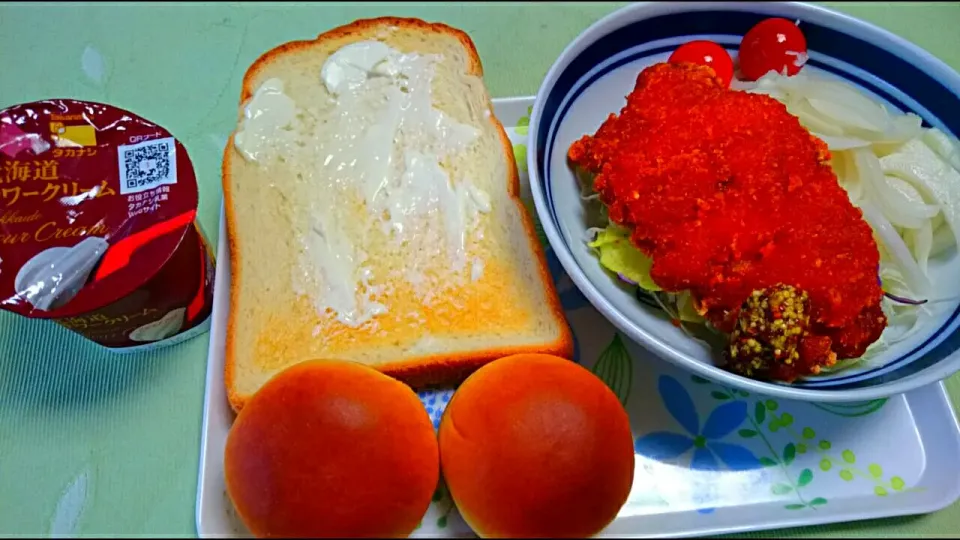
(117, 136), (178, 195)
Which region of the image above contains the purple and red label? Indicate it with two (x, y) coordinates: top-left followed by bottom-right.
(0, 99), (214, 348)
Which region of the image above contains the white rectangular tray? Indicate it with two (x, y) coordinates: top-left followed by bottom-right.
(196, 96), (960, 538)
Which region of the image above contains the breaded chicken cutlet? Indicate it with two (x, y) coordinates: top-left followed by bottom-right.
(569, 62), (886, 382)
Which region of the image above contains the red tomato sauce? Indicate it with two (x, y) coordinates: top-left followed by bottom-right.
(568, 62), (886, 381)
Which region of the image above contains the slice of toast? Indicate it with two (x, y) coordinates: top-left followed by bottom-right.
(223, 17), (573, 412)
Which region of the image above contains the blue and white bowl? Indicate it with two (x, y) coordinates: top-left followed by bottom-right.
(527, 1), (960, 401)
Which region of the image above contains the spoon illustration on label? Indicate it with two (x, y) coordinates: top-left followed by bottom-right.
(129, 307), (185, 342)
(14, 236), (109, 311)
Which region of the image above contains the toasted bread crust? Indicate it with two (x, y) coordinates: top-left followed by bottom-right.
(223, 17), (573, 412)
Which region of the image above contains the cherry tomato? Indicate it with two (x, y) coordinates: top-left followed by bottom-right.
(668, 40), (734, 87)
(738, 17), (808, 81)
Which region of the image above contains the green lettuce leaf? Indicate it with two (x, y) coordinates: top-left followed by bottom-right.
(587, 225), (661, 292)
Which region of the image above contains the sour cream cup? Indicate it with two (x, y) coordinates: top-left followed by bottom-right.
(0, 99), (214, 351)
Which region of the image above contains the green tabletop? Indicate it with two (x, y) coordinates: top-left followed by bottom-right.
(1, 1), (959, 537)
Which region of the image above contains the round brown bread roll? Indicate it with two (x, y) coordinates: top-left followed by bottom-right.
(439, 353), (635, 538)
(224, 360), (439, 538)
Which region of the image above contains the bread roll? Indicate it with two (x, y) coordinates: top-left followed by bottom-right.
(438, 353), (635, 538)
(224, 360), (439, 538)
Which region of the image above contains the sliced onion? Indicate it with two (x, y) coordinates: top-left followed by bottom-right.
(760, 70), (805, 91)
(745, 71), (924, 146)
(886, 173), (936, 209)
(876, 267), (931, 346)
(785, 50), (809, 69)
(833, 152), (865, 202)
(931, 220), (956, 257)
(907, 219), (934, 275)
(888, 114), (925, 142)
(794, 76), (892, 132)
(840, 113), (922, 145)
(854, 148), (939, 229)
(815, 133), (871, 151)
(923, 128), (960, 171)
(881, 139), (960, 249)
(789, 99), (848, 136)
(744, 86), (788, 102)
(808, 96), (887, 133)
(858, 199), (932, 295)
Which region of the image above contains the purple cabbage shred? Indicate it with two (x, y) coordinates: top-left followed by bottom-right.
(883, 290), (928, 306)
